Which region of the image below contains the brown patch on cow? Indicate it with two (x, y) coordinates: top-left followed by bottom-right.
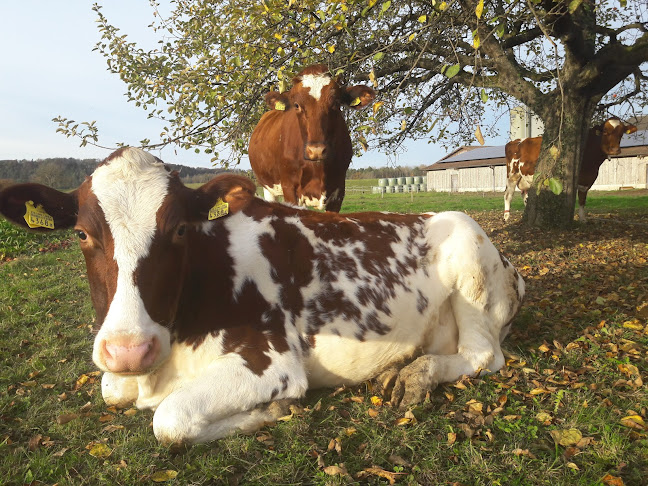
(259, 218), (315, 317)
(498, 250), (510, 269)
(476, 234), (485, 244)
(103, 146), (131, 165)
(355, 311), (391, 341)
(76, 182), (118, 326)
(416, 290), (429, 314)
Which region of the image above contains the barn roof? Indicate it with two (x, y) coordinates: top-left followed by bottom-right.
(426, 130), (648, 171)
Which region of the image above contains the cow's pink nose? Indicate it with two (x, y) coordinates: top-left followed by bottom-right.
(305, 143), (327, 161)
(101, 337), (160, 373)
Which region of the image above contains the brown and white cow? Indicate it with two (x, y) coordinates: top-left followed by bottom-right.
(0, 147), (524, 445)
(249, 64), (375, 212)
(504, 117), (638, 221)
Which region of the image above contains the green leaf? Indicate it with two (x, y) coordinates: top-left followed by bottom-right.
(548, 177), (563, 195)
(480, 88), (488, 103)
(444, 64), (461, 78)
(568, 0), (583, 13)
(373, 52), (384, 61)
(495, 23), (505, 38)
(381, 1), (391, 13)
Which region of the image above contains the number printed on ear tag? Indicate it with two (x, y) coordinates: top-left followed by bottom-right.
(24, 201), (55, 229)
(208, 198), (229, 220)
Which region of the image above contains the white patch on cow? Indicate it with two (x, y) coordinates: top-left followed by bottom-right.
(298, 192), (326, 210)
(90, 148), (172, 370)
(607, 118), (621, 129)
(262, 184), (283, 201)
(225, 213), (281, 303)
(300, 73), (332, 101)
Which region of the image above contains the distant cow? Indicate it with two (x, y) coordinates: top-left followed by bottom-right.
(249, 64), (375, 212)
(0, 147), (524, 445)
(504, 117), (637, 221)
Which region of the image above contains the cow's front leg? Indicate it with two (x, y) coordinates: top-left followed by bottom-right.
(151, 357), (307, 445)
(101, 372), (139, 408)
(390, 347), (504, 410)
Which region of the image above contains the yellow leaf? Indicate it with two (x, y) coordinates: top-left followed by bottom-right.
(447, 432), (457, 445)
(567, 462), (580, 471)
(401, 120), (407, 131)
(439, 2), (448, 10)
(622, 320), (643, 330)
(372, 101), (384, 115)
(89, 443), (112, 458)
(475, 125), (484, 145)
(620, 415), (645, 430)
(418, 15), (427, 23)
(151, 470), (179, 482)
(274, 33), (283, 40)
(123, 408), (138, 416)
(473, 34), (480, 49)
(550, 428), (583, 447)
(370, 396), (383, 407)
(368, 408), (380, 418)
(475, 0), (484, 18)
(408, 33), (417, 41)
(345, 427), (357, 436)
(327, 45), (335, 53)
(75, 374), (89, 389)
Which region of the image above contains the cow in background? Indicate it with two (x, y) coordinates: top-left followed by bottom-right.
(504, 117), (637, 221)
(249, 64), (375, 212)
(0, 147), (524, 445)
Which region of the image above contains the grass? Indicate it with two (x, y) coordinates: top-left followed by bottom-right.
(0, 188), (647, 485)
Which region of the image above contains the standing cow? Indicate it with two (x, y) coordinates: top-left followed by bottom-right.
(0, 147), (524, 445)
(504, 116), (637, 221)
(249, 64), (375, 212)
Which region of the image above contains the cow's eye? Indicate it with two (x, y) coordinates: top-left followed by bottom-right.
(294, 103), (300, 110)
(176, 224), (186, 237)
(76, 230), (88, 241)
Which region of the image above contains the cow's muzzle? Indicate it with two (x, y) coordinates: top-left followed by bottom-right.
(304, 143), (327, 161)
(99, 335), (161, 374)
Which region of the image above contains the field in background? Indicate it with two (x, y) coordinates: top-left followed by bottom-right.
(1, 188), (647, 485)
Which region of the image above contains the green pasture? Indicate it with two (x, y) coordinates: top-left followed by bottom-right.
(0, 188), (646, 485)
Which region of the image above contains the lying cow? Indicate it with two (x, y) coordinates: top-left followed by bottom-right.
(249, 64), (375, 212)
(504, 116), (637, 221)
(0, 147), (525, 445)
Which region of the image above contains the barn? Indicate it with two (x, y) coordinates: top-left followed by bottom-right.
(425, 130), (648, 193)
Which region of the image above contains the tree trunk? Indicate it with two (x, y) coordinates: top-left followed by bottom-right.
(523, 97), (595, 228)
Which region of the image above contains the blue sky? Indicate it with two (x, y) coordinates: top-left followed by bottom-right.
(0, 1), (508, 170)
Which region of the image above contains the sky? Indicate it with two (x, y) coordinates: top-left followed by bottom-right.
(0, 1), (509, 170)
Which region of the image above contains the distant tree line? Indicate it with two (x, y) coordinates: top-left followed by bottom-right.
(0, 158), (426, 190)
(0, 158), (246, 190)
(346, 165), (427, 180)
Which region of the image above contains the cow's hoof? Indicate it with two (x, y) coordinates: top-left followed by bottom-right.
(374, 366), (399, 397)
(389, 356), (437, 410)
(503, 213), (510, 221)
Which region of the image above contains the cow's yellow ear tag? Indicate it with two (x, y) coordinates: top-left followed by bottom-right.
(350, 97), (361, 107)
(274, 101), (286, 111)
(208, 198), (229, 220)
(24, 201), (55, 229)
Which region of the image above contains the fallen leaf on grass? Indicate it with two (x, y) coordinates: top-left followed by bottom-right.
(550, 428), (583, 447)
(356, 466), (406, 485)
(102, 424), (125, 433)
(388, 454), (411, 467)
(323, 465), (348, 477)
(602, 473), (625, 486)
(370, 396), (383, 407)
(57, 413), (79, 425)
(52, 447), (69, 457)
(620, 415), (645, 430)
(511, 448), (537, 459)
(28, 434), (42, 451)
(151, 470), (178, 482)
(88, 443), (112, 458)
(122, 408), (138, 416)
(447, 432), (457, 446)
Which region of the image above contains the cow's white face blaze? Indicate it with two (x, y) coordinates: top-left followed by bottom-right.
(88, 148), (172, 374)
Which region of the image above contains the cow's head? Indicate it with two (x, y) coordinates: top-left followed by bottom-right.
(265, 64), (375, 161)
(596, 117), (638, 156)
(0, 147), (256, 375)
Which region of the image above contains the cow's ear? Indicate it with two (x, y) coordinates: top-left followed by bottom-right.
(265, 91), (290, 111)
(625, 124), (638, 135)
(191, 174), (257, 221)
(342, 85), (376, 110)
(0, 183), (78, 232)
